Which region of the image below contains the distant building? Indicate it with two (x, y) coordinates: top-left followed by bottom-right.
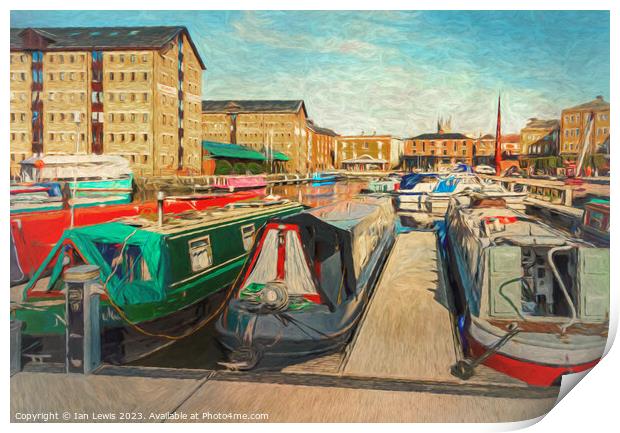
(201, 100), (308, 173)
(520, 118), (559, 156)
(10, 26), (205, 176)
(306, 120), (338, 172)
(403, 119), (474, 171)
(473, 133), (495, 166)
(560, 96), (610, 157)
(335, 135), (400, 171)
(501, 134), (521, 156)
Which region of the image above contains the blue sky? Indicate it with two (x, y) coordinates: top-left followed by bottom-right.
(11, 10), (610, 137)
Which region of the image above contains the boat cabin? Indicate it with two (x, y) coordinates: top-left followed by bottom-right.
(447, 194), (609, 325)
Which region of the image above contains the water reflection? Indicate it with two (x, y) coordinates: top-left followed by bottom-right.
(268, 180), (368, 208)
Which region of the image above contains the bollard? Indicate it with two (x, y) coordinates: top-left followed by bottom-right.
(64, 265), (102, 374)
(10, 320), (23, 376)
(157, 191), (165, 226)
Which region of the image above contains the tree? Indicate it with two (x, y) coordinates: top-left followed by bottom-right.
(232, 162), (247, 174)
(214, 159), (233, 175)
(247, 162), (264, 174)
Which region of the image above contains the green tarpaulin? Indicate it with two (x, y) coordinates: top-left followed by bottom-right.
(24, 222), (168, 306)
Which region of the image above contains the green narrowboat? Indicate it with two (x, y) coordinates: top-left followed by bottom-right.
(579, 199), (610, 246)
(11, 200), (304, 364)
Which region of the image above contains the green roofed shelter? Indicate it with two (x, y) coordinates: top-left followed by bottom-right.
(271, 151), (290, 161)
(202, 141), (266, 161)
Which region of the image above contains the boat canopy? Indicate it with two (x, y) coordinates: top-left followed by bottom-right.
(24, 222), (168, 306)
(20, 154), (132, 181)
(273, 197), (394, 307)
(399, 173), (439, 190)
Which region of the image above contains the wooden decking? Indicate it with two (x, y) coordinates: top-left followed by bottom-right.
(287, 230), (528, 387)
(343, 231), (457, 381)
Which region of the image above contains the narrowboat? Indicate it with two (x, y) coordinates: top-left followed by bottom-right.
(216, 196), (396, 369)
(578, 199), (610, 246)
(10, 190), (264, 286)
(19, 154), (134, 193)
(10, 182), (64, 214)
(212, 175), (267, 192)
(445, 192), (609, 386)
(11, 200), (304, 364)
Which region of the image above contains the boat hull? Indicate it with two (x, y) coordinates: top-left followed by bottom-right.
(465, 322), (602, 387)
(216, 225), (395, 368)
(18, 291), (228, 365)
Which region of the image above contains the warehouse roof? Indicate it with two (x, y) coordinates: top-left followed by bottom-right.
(524, 118), (560, 129)
(10, 26), (206, 69)
(408, 132), (470, 140)
(202, 100), (308, 117)
(306, 120), (338, 136)
(564, 96), (609, 112)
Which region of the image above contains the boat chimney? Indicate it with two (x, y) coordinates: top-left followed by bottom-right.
(157, 191), (165, 226)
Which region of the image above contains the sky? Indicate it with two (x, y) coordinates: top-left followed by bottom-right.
(11, 10), (610, 137)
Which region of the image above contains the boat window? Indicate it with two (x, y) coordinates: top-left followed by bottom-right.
(240, 224), (255, 251)
(95, 243), (150, 283)
(188, 235), (213, 272)
(587, 210), (606, 231)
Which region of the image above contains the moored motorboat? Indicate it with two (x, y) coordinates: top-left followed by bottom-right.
(311, 172), (337, 185)
(216, 196), (396, 369)
(11, 200), (304, 365)
(445, 192), (609, 386)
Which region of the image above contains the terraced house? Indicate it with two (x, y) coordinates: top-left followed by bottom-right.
(10, 26), (205, 177)
(335, 135), (402, 171)
(201, 100), (309, 173)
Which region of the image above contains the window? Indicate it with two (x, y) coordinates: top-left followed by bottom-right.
(189, 235), (213, 272)
(241, 224), (256, 251)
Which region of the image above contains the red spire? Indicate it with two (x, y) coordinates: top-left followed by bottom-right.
(494, 94), (502, 175)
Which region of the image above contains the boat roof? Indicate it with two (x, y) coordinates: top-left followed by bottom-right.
(303, 196), (391, 231)
(95, 200), (303, 237)
(451, 195), (574, 246)
(586, 198), (610, 207)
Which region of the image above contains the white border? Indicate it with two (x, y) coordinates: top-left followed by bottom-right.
(3, 2), (617, 432)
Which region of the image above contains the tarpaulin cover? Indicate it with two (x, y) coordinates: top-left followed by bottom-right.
(23, 222), (168, 306)
(433, 175), (460, 193)
(453, 163), (474, 173)
(399, 173), (438, 190)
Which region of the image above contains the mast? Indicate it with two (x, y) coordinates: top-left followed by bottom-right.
(575, 112), (594, 177)
(494, 94), (502, 176)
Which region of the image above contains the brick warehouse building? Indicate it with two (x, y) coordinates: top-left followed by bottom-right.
(306, 119), (338, 172)
(10, 26), (205, 177)
(202, 100), (310, 173)
(560, 96), (610, 157)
